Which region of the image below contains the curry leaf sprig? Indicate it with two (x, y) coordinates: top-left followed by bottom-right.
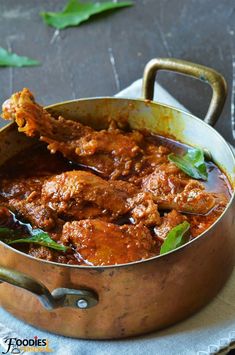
(0, 227), (68, 252)
(160, 221), (190, 255)
(168, 148), (208, 181)
(0, 47), (40, 68)
(40, 0), (133, 30)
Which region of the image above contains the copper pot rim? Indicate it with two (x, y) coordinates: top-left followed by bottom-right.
(0, 98), (234, 271)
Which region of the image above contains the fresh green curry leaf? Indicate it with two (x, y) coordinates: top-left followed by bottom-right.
(168, 148), (208, 181)
(40, 0), (133, 29)
(0, 47), (40, 67)
(0, 227), (68, 252)
(160, 221), (190, 255)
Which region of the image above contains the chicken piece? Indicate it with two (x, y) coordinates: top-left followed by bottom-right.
(0, 177), (44, 200)
(137, 143), (171, 177)
(28, 245), (80, 265)
(0, 176), (62, 231)
(28, 245), (58, 261)
(0, 174), (98, 222)
(8, 198), (59, 231)
(1, 170), (159, 228)
(161, 182), (215, 215)
(1, 88), (91, 139)
(42, 170), (160, 226)
(0, 175), (59, 230)
(1, 88), (143, 179)
(61, 219), (157, 266)
(154, 210), (188, 241)
(111, 181), (161, 225)
(188, 196), (228, 237)
(142, 163), (216, 214)
(127, 192), (161, 226)
(42, 171), (130, 217)
(126, 142), (173, 186)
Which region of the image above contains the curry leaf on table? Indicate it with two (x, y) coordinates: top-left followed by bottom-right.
(0, 227), (68, 252)
(40, 0), (133, 29)
(0, 47), (40, 67)
(160, 221), (190, 255)
(168, 148), (208, 181)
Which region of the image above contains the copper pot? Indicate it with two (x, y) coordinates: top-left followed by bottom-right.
(0, 58), (234, 339)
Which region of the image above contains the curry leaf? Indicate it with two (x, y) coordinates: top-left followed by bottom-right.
(0, 47), (40, 67)
(40, 0), (133, 29)
(0, 227), (68, 252)
(168, 148), (208, 181)
(160, 221), (190, 255)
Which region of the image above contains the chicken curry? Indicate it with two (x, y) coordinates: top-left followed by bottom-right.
(0, 89), (232, 266)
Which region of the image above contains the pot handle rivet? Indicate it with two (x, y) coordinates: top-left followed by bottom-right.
(142, 58), (227, 127)
(76, 299), (88, 309)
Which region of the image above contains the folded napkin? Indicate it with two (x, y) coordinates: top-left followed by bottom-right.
(0, 80), (235, 355)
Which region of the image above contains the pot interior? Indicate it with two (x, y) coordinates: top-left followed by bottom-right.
(0, 97), (234, 188)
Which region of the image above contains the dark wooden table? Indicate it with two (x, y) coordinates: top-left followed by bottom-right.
(0, 0), (234, 144)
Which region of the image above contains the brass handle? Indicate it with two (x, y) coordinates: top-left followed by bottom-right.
(142, 58), (227, 126)
(0, 265), (98, 310)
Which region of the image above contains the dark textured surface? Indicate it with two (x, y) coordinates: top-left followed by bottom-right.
(0, 0), (234, 143)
